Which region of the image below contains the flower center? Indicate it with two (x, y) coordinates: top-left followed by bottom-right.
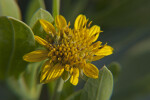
(47, 31), (92, 67)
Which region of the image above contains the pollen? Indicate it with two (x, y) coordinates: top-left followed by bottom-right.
(23, 14), (113, 85)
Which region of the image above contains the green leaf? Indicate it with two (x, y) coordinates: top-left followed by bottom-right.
(0, 16), (35, 79)
(65, 90), (82, 100)
(108, 62), (121, 81)
(80, 66), (113, 100)
(30, 8), (54, 40)
(25, 0), (45, 24)
(7, 62), (43, 100)
(0, 0), (21, 20)
(30, 8), (54, 28)
(60, 81), (74, 100)
(7, 17), (35, 77)
(23, 62), (43, 90)
(0, 17), (14, 80)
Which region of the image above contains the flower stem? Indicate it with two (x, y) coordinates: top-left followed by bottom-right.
(52, 78), (64, 100)
(52, 0), (60, 18)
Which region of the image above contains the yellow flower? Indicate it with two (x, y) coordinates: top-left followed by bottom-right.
(23, 14), (113, 85)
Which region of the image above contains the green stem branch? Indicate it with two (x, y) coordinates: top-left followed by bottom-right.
(52, 0), (60, 18)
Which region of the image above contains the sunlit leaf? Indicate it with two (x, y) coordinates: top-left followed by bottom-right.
(25, 0), (45, 24)
(0, 0), (21, 20)
(0, 16), (35, 79)
(80, 66), (113, 100)
(30, 8), (54, 38)
(30, 8), (54, 28)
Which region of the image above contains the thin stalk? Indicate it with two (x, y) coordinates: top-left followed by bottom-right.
(52, 0), (60, 18)
(51, 78), (64, 100)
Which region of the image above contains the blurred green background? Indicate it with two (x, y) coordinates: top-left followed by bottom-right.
(0, 0), (150, 100)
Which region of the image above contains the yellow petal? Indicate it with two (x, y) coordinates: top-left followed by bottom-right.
(83, 63), (99, 79)
(23, 50), (49, 62)
(89, 33), (99, 43)
(42, 63), (64, 83)
(74, 14), (87, 30)
(55, 15), (67, 30)
(92, 55), (104, 61)
(95, 45), (113, 56)
(89, 41), (102, 50)
(34, 35), (49, 47)
(70, 67), (79, 85)
(39, 19), (56, 35)
(89, 25), (100, 36)
(40, 60), (52, 82)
